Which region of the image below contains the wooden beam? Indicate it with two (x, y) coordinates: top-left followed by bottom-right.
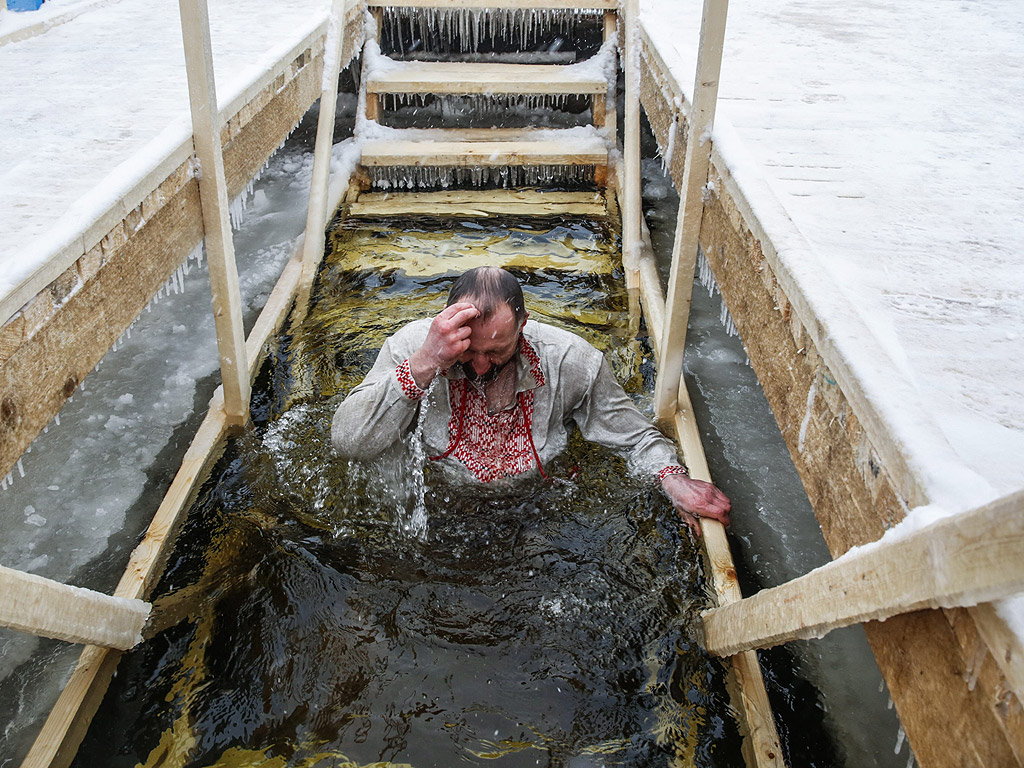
(0, 566), (149, 650)
(620, 0), (641, 276)
(300, 0), (346, 288)
(367, 61), (607, 95)
(702, 490), (1024, 660)
(653, 0), (728, 422)
(347, 189), (606, 217)
(602, 9), (618, 148)
(178, 0), (250, 427)
(360, 138), (607, 166)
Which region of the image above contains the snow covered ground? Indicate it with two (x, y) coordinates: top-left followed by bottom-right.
(0, 0), (328, 320)
(642, 0), (1024, 511)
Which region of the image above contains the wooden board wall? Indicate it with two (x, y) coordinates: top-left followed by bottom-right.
(0, 9), (363, 482)
(638, 28), (1024, 768)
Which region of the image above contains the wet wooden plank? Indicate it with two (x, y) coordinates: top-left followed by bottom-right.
(348, 189), (606, 216)
(629, 174), (785, 768)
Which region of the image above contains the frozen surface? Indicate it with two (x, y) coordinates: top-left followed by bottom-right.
(0, 0), (329, 314)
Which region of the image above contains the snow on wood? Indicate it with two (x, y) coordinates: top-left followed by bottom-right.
(0, 564), (149, 650)
(702, 490), (1024, 661)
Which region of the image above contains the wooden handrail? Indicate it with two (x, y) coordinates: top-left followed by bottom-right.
(702, 490), (1024, 663)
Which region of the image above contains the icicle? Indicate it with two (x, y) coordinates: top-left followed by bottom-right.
(894, 725), (906, 754)
(719, 301), (738, 337)
(17, 457), (25, 478)
(54, 412), (60, 426)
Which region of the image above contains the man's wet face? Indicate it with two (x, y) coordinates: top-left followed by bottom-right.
(457, 303), (523, 382)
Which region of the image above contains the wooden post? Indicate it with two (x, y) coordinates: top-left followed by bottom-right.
(178, 0), (250, 427)
(621, 0), (642, 337)
(653, 0), (728, 422)
(300, 0), (347, 287)
(602, 8), (618, 149)
(702, 490), (1024, 660)
(0, 565), (149, 650)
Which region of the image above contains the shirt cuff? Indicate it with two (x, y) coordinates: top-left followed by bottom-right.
(658, 465), (689, 481)
(396, 359), (427, 400)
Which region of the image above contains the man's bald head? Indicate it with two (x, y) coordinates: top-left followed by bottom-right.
(447, 266), (526, 325)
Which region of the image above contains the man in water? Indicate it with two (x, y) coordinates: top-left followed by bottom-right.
(332, 266), (730, 533)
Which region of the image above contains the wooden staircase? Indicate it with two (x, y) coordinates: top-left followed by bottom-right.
(351, 0), (620, 217)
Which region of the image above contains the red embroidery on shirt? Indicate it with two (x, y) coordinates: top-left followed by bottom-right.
(429, 336), (547, 482)
(658, 465), (689, 481)
(396, 359), (426, 400)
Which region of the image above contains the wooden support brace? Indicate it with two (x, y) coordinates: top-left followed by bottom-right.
(178, 0), (250, 427)
(702, 490), (1024, 662)
(0, 566), (149, 651)
(653, 0), (728, 422)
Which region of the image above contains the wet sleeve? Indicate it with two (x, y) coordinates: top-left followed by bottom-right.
(331, 336), (425, 460)
(570, 355), (685, 480)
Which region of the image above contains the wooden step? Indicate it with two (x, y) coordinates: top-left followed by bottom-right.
(347, 189), (607, 217)
(368, 0), (616, 9)
(360, 138), (607, 167)
(366, 61), (607, 97)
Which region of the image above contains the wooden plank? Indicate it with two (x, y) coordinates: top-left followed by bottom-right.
(178, 0), (250, 427)
(601, 9), (618, 147)
(672, 375), (785, 768)
(703, 490), (1024, 659)
(348, 200), (606, 216)
(368, 0), (615, 8)
(621, 0), (641, 276)
(355, 189), (603, 204)
(20, 397), (231, 768)
(360, 138), (607, 166)
(300, 0), (346, 288)
(347, 189), (606, 216)
(0, 566), (149, 650)
(653, 0), (729, 422)
(367, 61), (606, 95)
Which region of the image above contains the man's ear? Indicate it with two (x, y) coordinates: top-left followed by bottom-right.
(521, 311), (530, 328)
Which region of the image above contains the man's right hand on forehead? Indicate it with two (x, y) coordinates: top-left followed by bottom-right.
(409, 302), (480, 389)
